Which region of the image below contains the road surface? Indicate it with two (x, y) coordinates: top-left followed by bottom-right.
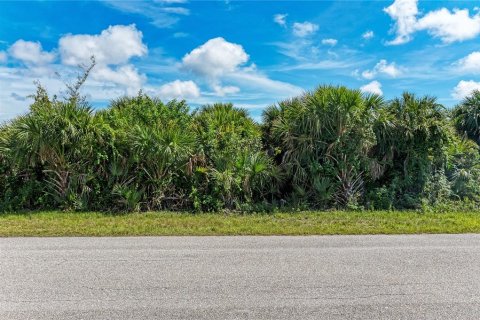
(1, 235), (480, 319)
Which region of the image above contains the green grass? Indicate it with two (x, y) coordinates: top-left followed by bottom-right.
(1, 210), (480, 236)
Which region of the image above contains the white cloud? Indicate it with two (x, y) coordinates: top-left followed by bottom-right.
(212, 84), (240, 96)
(0, 67), (59, 120)
(59, 24), (147, 66)
(321, 38), (337, 46)
(182, 37), (249, 79)
(455, 52), (480, 74)
(226, 71), (302, 97)
(0, 65), (130, 121)
(101, 0), (189, 28)
(161, 7), (189, 15)
(375, 60), (401, 77)
(452, 80), (480, 99)
(58, 25), (148, 94)
(292, 22), (319, 37)
(157, 80), (200, 99)
(273, 14), (288, 27)
(0, 32), (303, 120)
(416, 8), (480, 44)
(8, 40), (56, 65)
(362, 30), (374, 40)
(182, 37), (301, 98)
(385, 0), (480, 45)
(272, 39), (320, 62)
(0, 51), (6, 63)
(384, 0), (418, 45)
(93, 65), (145, 95)
(281, 60), (361, 72)
(360, 80), (383, 95)
(362, 59), (401, 79)
(361, 70), (374, 80)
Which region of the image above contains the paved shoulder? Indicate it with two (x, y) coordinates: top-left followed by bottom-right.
(2, 235), (480, 319)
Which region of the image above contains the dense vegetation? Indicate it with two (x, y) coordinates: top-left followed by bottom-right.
(2, 69), (480, 212)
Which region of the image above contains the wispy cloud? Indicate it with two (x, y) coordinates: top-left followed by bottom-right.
(321, 38), (338, 46)
(273, 13), (288, 27)
(271, 38), (369, 74)
(362, 30), (374, 40)
(101, 0), (190, 28)
(276, 59), (363, 72)
(292, 21), (319, 37)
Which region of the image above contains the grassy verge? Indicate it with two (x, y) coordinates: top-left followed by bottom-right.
(1, 210), (480, 236)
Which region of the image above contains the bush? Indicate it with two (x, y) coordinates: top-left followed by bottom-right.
(2, 67), (480, 212)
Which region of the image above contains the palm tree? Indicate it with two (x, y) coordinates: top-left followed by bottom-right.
(3, 94), (99, 209)
(371, 92), (450, 207)
(194, 103), (278, 210)
(453, 90), (480, 145)
(263, 85), (384, 208)
(98, 94), (197, 210)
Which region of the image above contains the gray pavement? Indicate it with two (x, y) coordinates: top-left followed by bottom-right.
(1, 235), (480, 319)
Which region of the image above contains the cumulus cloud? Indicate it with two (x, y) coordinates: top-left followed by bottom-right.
(452, 80), (480, 99)
(0, 64), (143, 121)
(59, 24), (147, 66)
(0, 51), (6, 63)
(182, 37), (301, 98)
(416, 8), (480, 44)
(273, 14), (288, 27)
(455, 52), (480, 74)
(182, 37), (249, 79)
(1, 31), (302, 119)
(93, 65), (145, 95)
(0, 24), (151, 120)
(384, 0), (418, 45)
(59, 25), (148, 93)
(360, 80), (383, 95)
(362, 60), (401, 79)
(321, 38), (337, 46)
(362, 30), (374, 40)
(157, 80), (200, 99)
(385, 0), (480, 45)
(292, 22), (319, 37)
(8, 40), (56, 65)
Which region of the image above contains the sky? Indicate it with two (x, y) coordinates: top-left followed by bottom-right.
(1, 0), (480, 121)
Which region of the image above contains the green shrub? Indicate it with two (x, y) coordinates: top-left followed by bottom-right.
(3, 66), (480, 212)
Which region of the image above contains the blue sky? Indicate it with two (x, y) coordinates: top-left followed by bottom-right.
(1, 0), (480, 121)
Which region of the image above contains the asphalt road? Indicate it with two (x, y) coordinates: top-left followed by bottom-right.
(1, 235), (480, 319)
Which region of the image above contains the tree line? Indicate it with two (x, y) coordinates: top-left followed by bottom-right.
(2, 73), (480, 212)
